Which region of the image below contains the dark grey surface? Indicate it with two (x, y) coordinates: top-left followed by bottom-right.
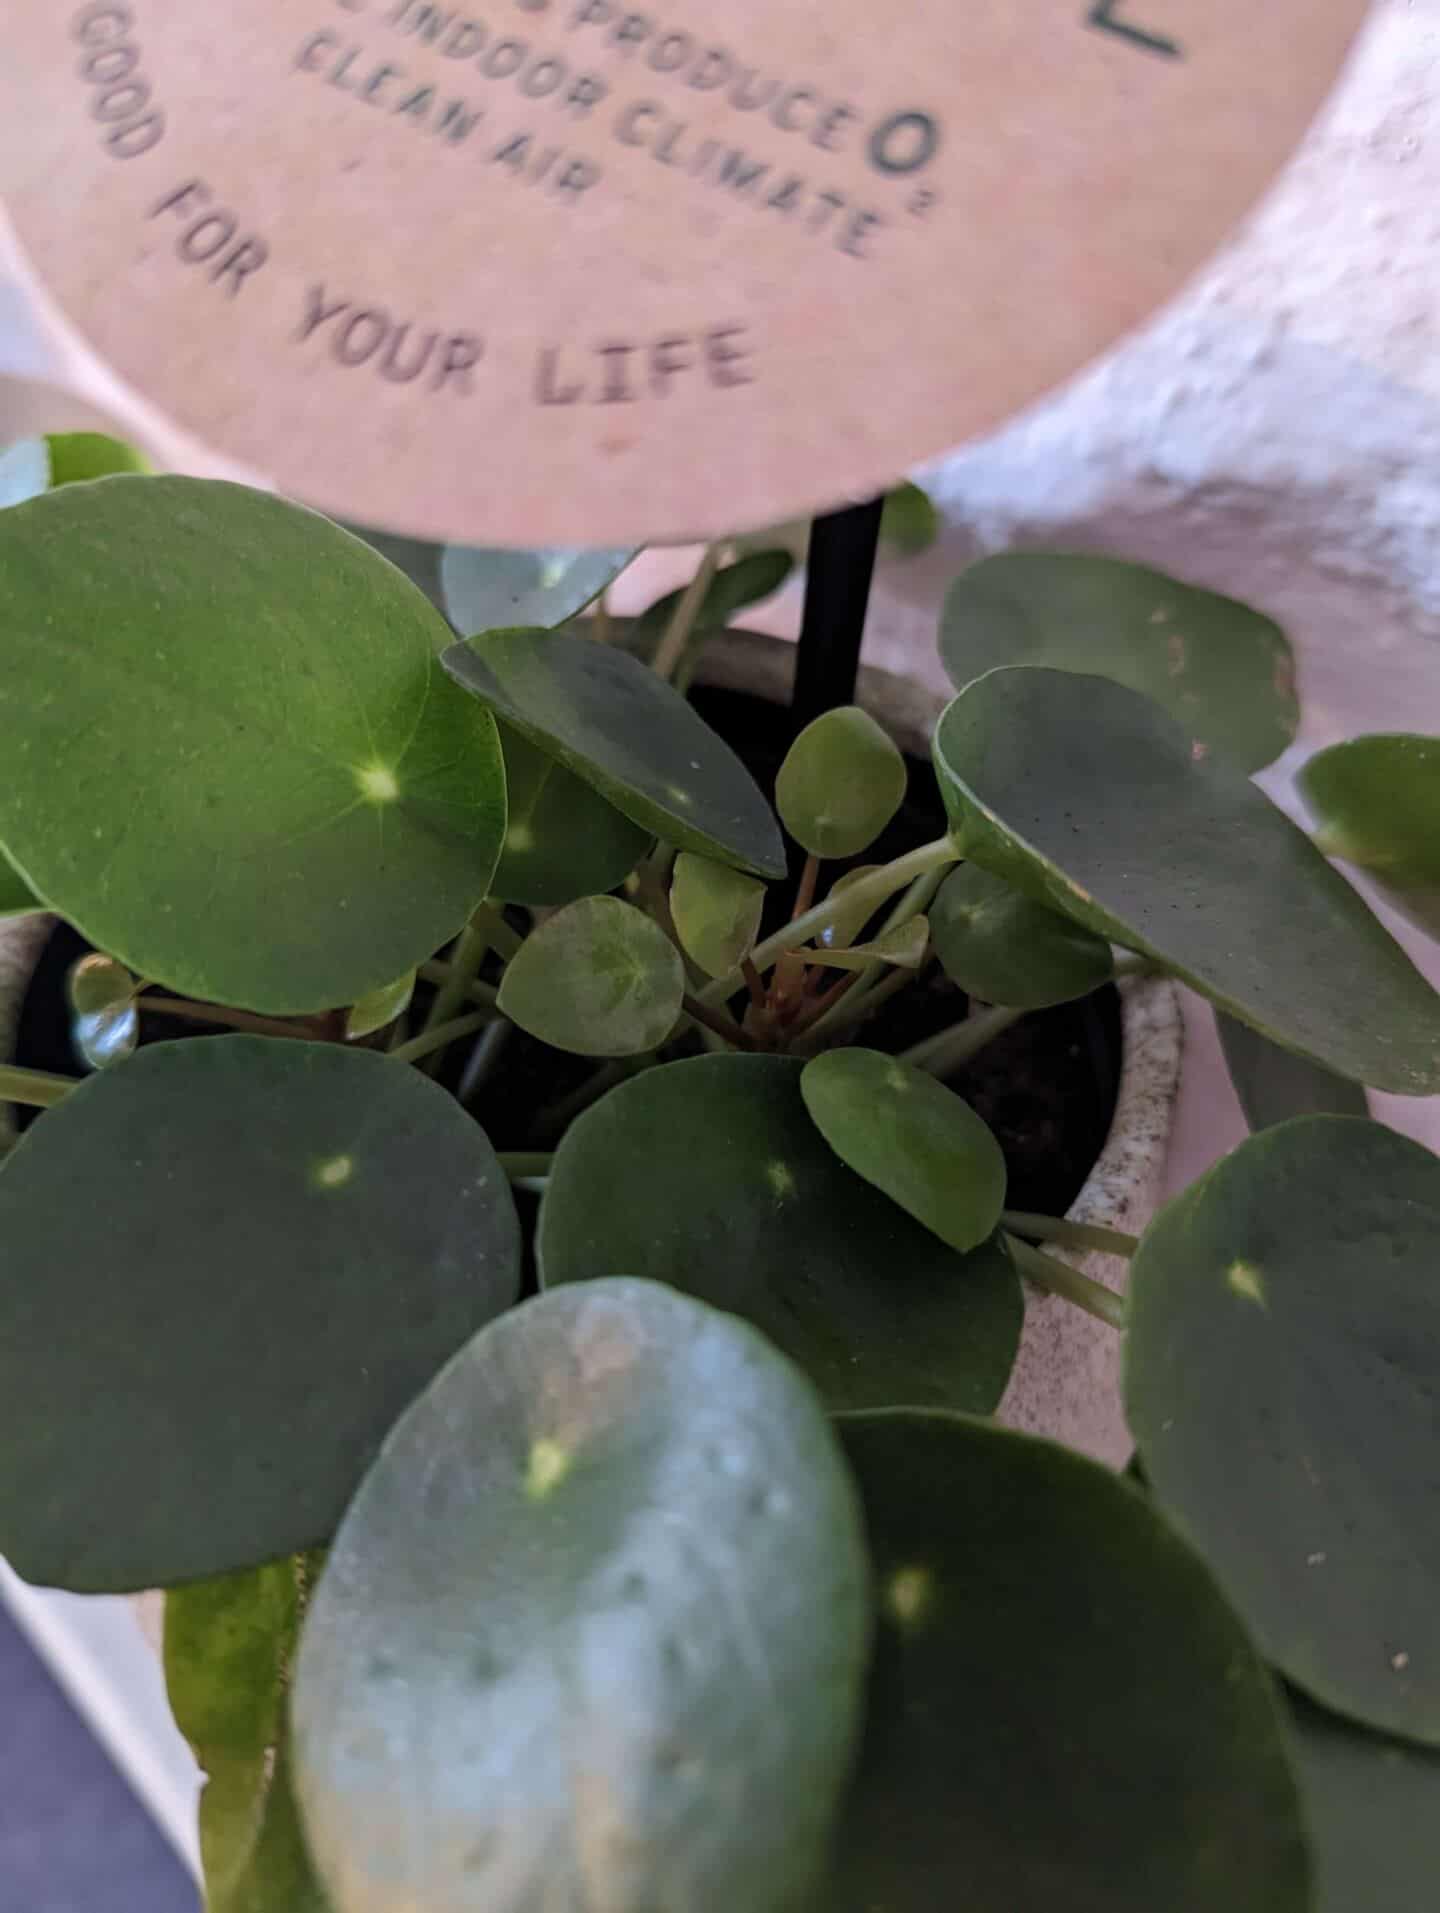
(0, 1603), (198, 1913)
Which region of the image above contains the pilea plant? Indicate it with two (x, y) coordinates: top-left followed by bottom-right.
(0, 453), (1438, 1913)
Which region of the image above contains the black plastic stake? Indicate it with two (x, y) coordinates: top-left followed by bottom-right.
(789, 496), (885, 735)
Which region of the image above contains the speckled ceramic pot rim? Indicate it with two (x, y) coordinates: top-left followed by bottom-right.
(0, 635), (1182, 1461)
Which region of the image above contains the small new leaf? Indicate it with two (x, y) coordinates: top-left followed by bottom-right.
(807, 918), (929, 973)
(671, 854), (766, 977)
(777, 707), (907, 860)
(498, 895), (685, 1055)
(345, 970), (416, 1040)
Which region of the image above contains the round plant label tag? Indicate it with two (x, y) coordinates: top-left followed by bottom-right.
(1, 0), (1366, 544)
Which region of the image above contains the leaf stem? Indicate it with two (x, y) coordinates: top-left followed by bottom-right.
(498, 1152), (555, 1178)
(418, 919), (492, 1059)
(0, 1062), (76, 1108)
(741, 956), (768, 1013)
(531, 1054), (652, 1143)
(140, 998), (318, 1042)
(791, 854), (821, 921)
(1004, 1234), (1127, 1331)
(900, 1003), (1024, 1077)
(389, 1009), (493, 1067)
(470, 902), (525, 963)
(1001, 1210), (1141, 1258)
(652, 543), (722, 683)
(417, 961), (500, 1010)
(701, 836), (959, 1008)
(682, 993), (756, 1050)
(792, 959), (918, 1051)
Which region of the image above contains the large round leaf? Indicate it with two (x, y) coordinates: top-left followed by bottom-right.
(833, 1411), (1310, 1913)
(0, 1037), (520, 1590)
(442, 631), (784, 878)
(441, 544), (636, 634)
(934, 669), (1440, 1094)
(1287, 1692), (1440, 1913)
(931, 863), (1114, 1008)
(1299, 733), (1440, 940)
(292, 1279), (869, 1913)
(0, 849), (42, 918)
(0, 478), (506, 1013)
(1125, 1116), (1440, 1745)
(801, 1050), (1007, 1255)
(1216, 1011), (1367, 1131)
(490, 724), (650, 907)
(539, 1055), (1021, 1414)
(497, 895), (684, 1056)
(940, 553), (1298, 773)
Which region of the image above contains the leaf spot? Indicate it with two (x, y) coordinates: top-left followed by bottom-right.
(525, 1436), (571, 1501)
(886, 1564), (935, 1629)
(666, 785), (695, 809)
(765, 1159), (796, 1199)
(1227, 1260), (1267, 1309)
(506, 821), (535, 852)
(355, 762), (400, 804)
(312, 1153), (355, 1190)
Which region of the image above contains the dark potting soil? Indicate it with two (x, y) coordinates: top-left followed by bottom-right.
(10, 682), (1120, 1222)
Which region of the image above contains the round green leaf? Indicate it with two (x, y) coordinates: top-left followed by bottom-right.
(932, 863), (1114, 1007)
(934, 669), (1440, 1093)
(941, 553), (1298, 773)
(337, 522), (447, 615)
(44, 431), (150, 486)
(1299, 734), (1440, 940)
(292, 1279), (869, 1913)
(0, 1037), (520, 1590)
(776, 706), (907, 860)
(1287, 1692), (1440, 1913)
(801, 1049), (1006, 1256)
(833, 1411), (1310, 1913)
(345, 969), (416, 1041)
(0, 849), (43, 919)
(497, 895), (684, 1056)
(879, 481), (939, 557)
(670, 853), (766, 978)
(491, 723), (650, 907)
(0, 437), (51, 508)
(67, 951), (138, 1069)
(441, 543), (636, 634)
(0, 478), (506, 1014)
(539, 1055), (1021, 1414)
(1216, 1011), (1367, 1132)
(443, 631), (784, 878)
(165, 1556), (328, 1913)
(1125, 1115), (1440, 1745)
